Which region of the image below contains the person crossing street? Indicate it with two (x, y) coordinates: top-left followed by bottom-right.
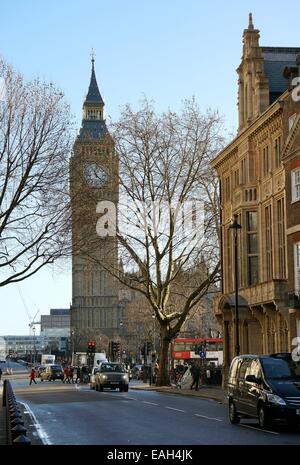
(29, 368), (37, 385)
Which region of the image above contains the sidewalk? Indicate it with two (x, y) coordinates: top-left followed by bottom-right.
(130, 383), (227, 404)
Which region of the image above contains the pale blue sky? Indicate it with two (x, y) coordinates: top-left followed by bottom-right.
(1, 0), (299, 334)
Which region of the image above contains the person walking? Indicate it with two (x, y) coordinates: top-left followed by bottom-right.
(190, 362), (201, 391)
(69, 366), (74, 384)
(75, 366), (81, 384)
(29, 368), (37, 385)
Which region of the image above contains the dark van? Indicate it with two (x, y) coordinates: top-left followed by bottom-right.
(228, 353), (300, 428)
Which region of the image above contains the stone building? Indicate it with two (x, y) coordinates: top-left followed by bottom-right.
(211, 15), (300, 370)
(70, 57), (121, 348)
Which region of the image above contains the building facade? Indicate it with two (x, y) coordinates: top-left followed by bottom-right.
(212, 15), (300, 371)
(40, 308), (70, 338)
(70, 57), (121, 347)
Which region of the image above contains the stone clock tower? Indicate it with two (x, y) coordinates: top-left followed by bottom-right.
(70, 57), (120, 347)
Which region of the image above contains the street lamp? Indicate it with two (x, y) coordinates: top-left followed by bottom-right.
(32, 326), (36, 365)
(229, 213), (242, 356)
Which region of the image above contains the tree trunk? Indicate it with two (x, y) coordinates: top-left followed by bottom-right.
(157, 326), (171, 386)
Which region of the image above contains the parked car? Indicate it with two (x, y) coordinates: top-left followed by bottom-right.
(89, 366), (100, 390)
(40, 364), (64, 382)
(95, 362), (129, 392)
(131, 364), (144, 380)
(228, 353), (300, 429)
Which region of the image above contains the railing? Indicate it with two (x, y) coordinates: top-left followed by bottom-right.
(2, 379), (31, 445)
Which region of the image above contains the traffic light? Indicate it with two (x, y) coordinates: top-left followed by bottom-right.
(87, 341), (96, 355)
(115, 342), (121, 355)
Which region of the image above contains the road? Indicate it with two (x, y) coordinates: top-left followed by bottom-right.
(8, 377), (300, 445)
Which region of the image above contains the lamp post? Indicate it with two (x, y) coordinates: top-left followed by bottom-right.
(32, 326), (36, 365)
(229, 214), (242, 357)
(71, 330), (75, 364)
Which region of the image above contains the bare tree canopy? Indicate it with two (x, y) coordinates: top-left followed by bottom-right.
(0, 58), (73, 287)
(108, 98), (224, 385)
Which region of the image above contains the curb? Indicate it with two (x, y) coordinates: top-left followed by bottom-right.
(130, 385), (227, 405)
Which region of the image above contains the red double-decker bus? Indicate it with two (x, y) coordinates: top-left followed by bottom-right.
(171, 337), (223, 366)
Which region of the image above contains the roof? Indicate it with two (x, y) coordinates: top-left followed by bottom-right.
(84, 60), (104, 106)
(262, 47), (300, 101)
(77, 120), (108, 141)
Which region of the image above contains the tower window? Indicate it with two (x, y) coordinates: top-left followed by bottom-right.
(86, 109), (102, 120)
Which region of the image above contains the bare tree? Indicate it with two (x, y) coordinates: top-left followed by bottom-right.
(0, 58), (73, 287)
(104, 98), (224, 385)
(120, 292), (158, 361)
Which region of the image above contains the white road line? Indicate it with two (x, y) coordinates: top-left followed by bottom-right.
(195, 414), (223, 422)
(142, 401), (159, 406)
(19, 401), (51, 445)
(127, 396), (138, 401)
(165, 406), (185, 413)
(240, 424), (280, 435)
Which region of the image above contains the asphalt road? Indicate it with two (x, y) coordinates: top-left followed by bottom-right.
(10, 378), (300, 445)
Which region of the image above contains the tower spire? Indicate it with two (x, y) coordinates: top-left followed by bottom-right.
(77, 52), (108, 140)
(85, 51), (104, 106)
(248, 12), (254, 30)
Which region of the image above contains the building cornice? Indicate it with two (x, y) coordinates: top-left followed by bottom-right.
(212, 91), (289, 171)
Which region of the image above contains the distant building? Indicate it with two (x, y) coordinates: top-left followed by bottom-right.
(40, 308), (70, 338)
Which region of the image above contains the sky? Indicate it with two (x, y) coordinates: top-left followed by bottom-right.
(1, 0), (300, 334)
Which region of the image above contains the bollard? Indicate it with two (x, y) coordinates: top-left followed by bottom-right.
(11, 424), (27, 440)
(12, 435), (31, 446)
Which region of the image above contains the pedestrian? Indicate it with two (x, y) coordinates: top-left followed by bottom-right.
(63, 366), (69, 383)
(29, 368), (37, 385)
(75, 366), (81, 384)
(190, 362), (201, 391)
(153, 363), (159, 384)
(69, 366), (74, 384)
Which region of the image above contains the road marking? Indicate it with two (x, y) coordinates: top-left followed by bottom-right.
(239, 424), (280, 435)
(18, 401), (51, 445)
(142, 401), (159, 406)
(165, 406), (185, 413)
(127, 396), (138, 401)
(195, 414), (223, 422)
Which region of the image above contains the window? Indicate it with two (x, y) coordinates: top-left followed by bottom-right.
(294, 243), (300, 293)
(247, 211), (259, 285)
(291, 168), (300, 202)
(233, 169), (239, 188)
(274, 136), (282, 168)
(225, 176), (231, 201)
(262, 146), (270, 177)
(289, 113), (297, 131)
(277, 199), (286, 279)
(249, 359), (262, 379)
(265, 205), (273, 281)
(241, 158), (247, 184)
(239, 358), (252, 379)
(226, 227), (232, 293)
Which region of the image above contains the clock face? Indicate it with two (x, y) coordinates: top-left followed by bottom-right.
(84, 163), (108, 187)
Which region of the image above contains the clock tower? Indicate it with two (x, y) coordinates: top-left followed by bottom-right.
(70, 57), (120, 348)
